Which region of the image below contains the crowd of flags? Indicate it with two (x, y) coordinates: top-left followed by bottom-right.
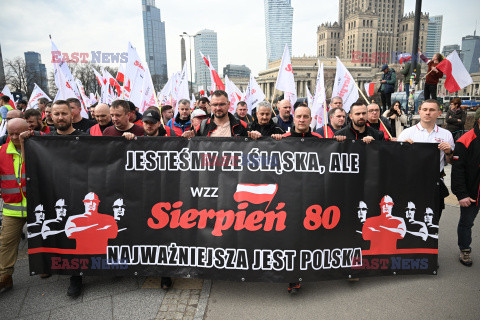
(0, 39), (475, 134)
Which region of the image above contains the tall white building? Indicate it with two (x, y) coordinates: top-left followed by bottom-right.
(264, 0), (294, 67)
(194, 29), (218, 91)
(426, 15), (443, 59)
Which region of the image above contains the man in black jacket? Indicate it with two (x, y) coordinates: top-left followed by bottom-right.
(334, 102), (385, 143)
(248, 101), (284, 136)
(182, 90), (260, 139)
(452, 109), (480, 266)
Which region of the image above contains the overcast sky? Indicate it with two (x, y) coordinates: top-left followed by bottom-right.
(1, 0), (479, 78)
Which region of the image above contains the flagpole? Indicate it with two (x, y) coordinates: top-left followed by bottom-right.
(354, 80), (393, 140)
(323, 101), (328, 138)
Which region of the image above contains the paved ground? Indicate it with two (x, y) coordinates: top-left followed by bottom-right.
(1, 165), (479, 319)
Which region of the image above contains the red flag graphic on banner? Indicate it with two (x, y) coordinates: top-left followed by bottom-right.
(233, 184), (278, 209)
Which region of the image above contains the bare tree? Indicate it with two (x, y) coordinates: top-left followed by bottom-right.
(5, 57), (28, 94)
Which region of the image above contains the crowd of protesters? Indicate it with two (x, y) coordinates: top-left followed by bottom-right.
(0, 87), (478, 297)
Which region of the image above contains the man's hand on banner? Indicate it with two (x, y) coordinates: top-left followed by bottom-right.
(123, 132), (136, 141)
(182, 130), (195, 138)
(247, 131), (261, 140)
(271, 134), (283, 141)
(334, 135), (346, 142)
(362, 136), (375, 144)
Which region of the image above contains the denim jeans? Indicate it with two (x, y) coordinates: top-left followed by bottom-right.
(458, 204), (480, 250)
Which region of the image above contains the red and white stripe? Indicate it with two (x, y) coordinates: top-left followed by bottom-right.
(436, 50), (473, 93)
(233, 184), (278, 207)
(364, 82), (375, 97)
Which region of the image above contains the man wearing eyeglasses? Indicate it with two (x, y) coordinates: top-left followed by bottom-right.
(183, 90), (260, 139)
(366, 103), (392, 140)
(403, 202), (428, 243)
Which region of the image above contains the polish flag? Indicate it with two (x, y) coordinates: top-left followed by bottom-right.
(92, 67), (104, 87)
(233, 184), (278, 209)
(436, 50), (473, 93)
(398, 53), (412, 64)
(116, 63), (125, 83)
(0, 86), (16, 108)
(200, 52), (225, 91)
(364, 82), (376, 97)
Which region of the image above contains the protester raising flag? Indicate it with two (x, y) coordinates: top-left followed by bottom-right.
(364, 82), (376, 97)
(331, 57), (359, 112)
(0, 85), (16, 109)
(26, 84), (51, 110)
(311, 61), (327, 131)
(245, 73), (266, 115)
(200, 52), (225, 91)
(275, 44), (297, 107)
(436, 50), (473, 93)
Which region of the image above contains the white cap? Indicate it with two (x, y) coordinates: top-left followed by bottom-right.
(34, 204), (44, 212)
(56, 199), (66, 207)
(113, 198), (124, 207)
(191, 109), (207, 119)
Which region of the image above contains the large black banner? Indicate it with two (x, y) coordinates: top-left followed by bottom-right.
(26, 136), (440, 282)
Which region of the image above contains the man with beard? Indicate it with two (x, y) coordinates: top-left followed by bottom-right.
(47, 101), (89, 136)
(87, 103), (113, 136)
(183, 90), (260, 139)
(248, 101), (284, 136)
(334, 102), (384, 143)
(24, 109), (53, 134)
(161, 105), (174, 125)
(167, 99), (192, 136)
(315, 107), (346, 138)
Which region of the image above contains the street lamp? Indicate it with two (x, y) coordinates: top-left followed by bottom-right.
(180, 32), (201, 96)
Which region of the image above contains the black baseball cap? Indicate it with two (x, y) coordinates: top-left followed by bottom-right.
(142, 109), (161, 124)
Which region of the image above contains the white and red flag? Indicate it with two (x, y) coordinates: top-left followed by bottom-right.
(331, 57), (359, 113)
(311, 61), (327, 131)
(200, 52), (225, 91)
(0, 85), (16, 108)
(436, 50), (473, 93)
(75, 79), (91, 111)
(51, 39), (82, 103)
(92, 67), (104, 87)
(26, 84), (51, 110)
(124, 42), (147, 108)
(245, 73), (266, 115)
(139, 64), (157, 113)
(233, 184), (278, 210)
(275, 44), (297, 107)
(102, 68), (122, 96)
(224, 75), (243, 113)
(398, 53), (412, 64)
(364, 82), (376, 97)
(116, 63), (125, 83)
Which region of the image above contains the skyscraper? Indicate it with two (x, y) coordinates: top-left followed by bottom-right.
(24, 51), (48, 94)
(442, 44), (463, 60)
(426, 15), (443, 59)
(461, 32), (480, 74)
(142, 0), (168, 88)
(264, 0), (294, 66)
(194, 29), (218, 91)
(317, 0), (429, 66)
